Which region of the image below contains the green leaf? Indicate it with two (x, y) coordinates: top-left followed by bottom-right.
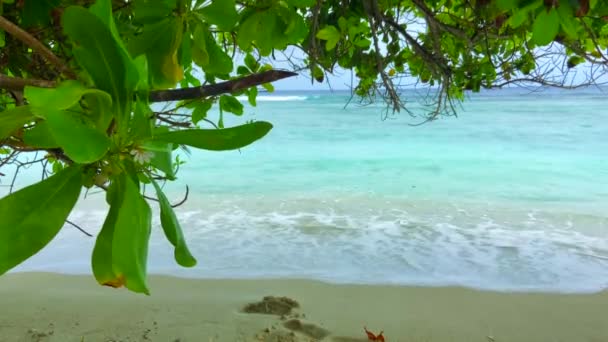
(219, 95), (244, 115)
(191, 23), (210, 67)
(194, 24), (233, 75)
(130, 17), (184, 88)
(142, 141), (175, 179)
(43, 109), (111, 164)
(286, 0), (315, 7)
(151, 180), (197, 267)
(497, 0), (518, 11)
(237, 10), (281, 55)
(25, 81), (113, 132)
(83, 92), (114, 131)
(0, 165), (82, 275)
(196, 0), (238, 31)
(191, 100), (213, 124)
(152, 121), (273, 151)
(112, 173), (152, 294)
(131, 100), (154, 141)
(132, 0), (175, 24)
(21, 0), (59, 27)
(92, 172), (152, 294)
(316, 25), (341, 50)
(567, 55), (585, 68)
(179, 27), (192, 68)
(0, 106), (34, 140)
(312, 65), (325, 83)
(62, 5), (137, 130)
(558, 1), (580, 39)
(25, 81), (108, 110)
(247, 87), (258, 106)
(532, 8), (560, 46)
(261, 82), (275, 92)
(244, 53), (259, 72)
(23, 122), (59, 149)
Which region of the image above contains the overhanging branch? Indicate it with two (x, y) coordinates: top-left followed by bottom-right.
(0, 74), (57, 90)
(148, 70), (298, 102)
(0, 16), (76, 79)
(1, 70), (299, 102)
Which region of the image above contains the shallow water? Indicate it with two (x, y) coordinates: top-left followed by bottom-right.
(9, 87), (608, 292)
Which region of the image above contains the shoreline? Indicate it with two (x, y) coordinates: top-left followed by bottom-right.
(1, 273), (607, 341)
(8, 270), (608, 295)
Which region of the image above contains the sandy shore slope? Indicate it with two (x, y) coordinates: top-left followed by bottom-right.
(0, 273), (606, 341)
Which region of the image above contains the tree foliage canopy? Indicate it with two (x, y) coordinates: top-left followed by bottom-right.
(1, 0), (606, 293)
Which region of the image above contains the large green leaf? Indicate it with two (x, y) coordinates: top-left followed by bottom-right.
(0, 165), (82, 275)
(23, 121), (59, 149)
(152, 121), (273, 151)
(196, 0), (238, 31)
(0, 106), (34, 140)
(62, 6), (137, 131)
(112, 173), (152, 294)
(151, 180), (196, 267)
(43, 109), (110, 164)
(532, 8), (560, 46)
(25, 81), (113, 131)
(92, 172), (152, 294)
(92, 176), (121, 288)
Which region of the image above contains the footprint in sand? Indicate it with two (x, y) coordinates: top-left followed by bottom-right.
(282, 319), (330, 340)
(242, 296), (300, 316)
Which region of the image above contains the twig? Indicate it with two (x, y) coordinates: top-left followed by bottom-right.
(0, 16), (76, 79)
(65, 220), (93, 237)
(171, 185), (189, 208)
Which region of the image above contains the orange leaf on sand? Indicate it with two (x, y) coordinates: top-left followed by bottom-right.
(364, 327), (385, 341)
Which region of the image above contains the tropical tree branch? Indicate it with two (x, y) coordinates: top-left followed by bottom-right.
(1, 70), (298, 102)
(147, 70), (298, 102)
(0, 16), (76, 79)
(0, 74), (57, 90)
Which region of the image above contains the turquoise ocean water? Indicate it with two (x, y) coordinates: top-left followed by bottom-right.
(10, 88), (608, 292)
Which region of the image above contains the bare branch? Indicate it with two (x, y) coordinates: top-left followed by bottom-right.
(66, 220), (93, 237)
(0, 74), (57, 91)
(148, 70), (298, 102)
(2, 70), (299, 104)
